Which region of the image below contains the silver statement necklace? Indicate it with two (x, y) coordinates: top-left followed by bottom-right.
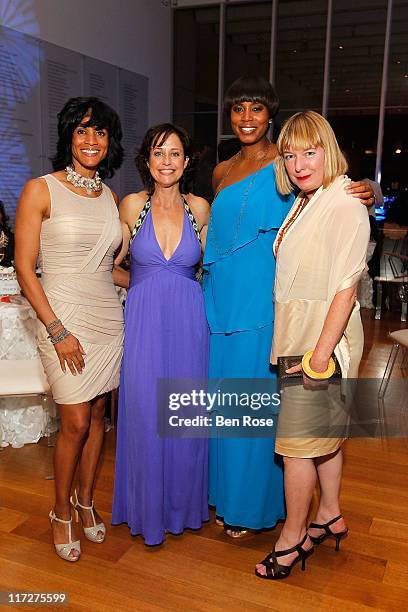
(65, 165), (102, 195)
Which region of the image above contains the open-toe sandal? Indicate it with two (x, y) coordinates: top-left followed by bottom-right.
(308, 514), (348, 551)
(255, 534), (313, 580)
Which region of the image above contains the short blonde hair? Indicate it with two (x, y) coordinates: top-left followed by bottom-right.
(275, 111), (348, 195)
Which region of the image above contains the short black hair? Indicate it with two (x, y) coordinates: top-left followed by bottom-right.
(135, 123), (192, 196)
(224, 75), (279, 118)
(52, 97), (124, 179)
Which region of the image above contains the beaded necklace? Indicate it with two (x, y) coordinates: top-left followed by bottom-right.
(274, 196), (309, 255)
(209, 145), (271, 257)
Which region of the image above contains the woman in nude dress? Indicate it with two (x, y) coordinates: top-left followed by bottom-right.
(15, 97), (129, 562)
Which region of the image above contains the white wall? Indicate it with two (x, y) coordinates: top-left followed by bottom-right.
(1, 0), (173, 125)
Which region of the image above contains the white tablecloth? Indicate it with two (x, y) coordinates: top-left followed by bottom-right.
(0, 299), (56, 448)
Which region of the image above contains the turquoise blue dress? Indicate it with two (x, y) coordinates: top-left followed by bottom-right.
(202, 163), (294, 529)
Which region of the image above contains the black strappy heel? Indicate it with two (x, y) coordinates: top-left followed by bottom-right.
(308, 514), (348, 552)
(255, 534), (314, 580)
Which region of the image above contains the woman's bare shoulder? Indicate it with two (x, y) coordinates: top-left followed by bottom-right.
(185, 193), (210, 227)
(22, 176), (49, 196)
(119, 191), (149, 226)
(212, 160), (231, 191)
(18, 177), (50, 214)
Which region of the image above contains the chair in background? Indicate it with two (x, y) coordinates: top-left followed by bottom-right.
(0, 358), (55, 449)
(374, 227), (408, 321)
(378, 329), (408, 399)
(0, 358), (50, 398)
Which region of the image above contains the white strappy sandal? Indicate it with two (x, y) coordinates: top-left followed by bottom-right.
(49, 510), (81, 562)
(70, 489), (106, 543)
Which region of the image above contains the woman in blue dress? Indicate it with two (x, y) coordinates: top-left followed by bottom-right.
(202, 75), (374, 537)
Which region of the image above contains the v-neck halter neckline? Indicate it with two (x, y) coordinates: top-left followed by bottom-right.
(151, 206), (186, 262)
(130, 196), (201, 248)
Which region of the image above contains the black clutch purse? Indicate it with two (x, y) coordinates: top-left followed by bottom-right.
(277, 354), (342, 381)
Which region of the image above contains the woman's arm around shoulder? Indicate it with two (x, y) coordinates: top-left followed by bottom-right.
(345, 179), (374, 207)
(186, 193), (210, 249)
(110, 190), (119, 206)
(114, 191), (147, 267)
(332, 187), (370, 227)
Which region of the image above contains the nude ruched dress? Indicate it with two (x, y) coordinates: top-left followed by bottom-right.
(36, 174), (124, 405)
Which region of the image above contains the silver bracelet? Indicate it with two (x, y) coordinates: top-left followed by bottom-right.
(50, 328), (71, 345)
(46, 318), (63, 334)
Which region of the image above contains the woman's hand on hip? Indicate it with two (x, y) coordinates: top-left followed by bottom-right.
(54, 335), (86, 375)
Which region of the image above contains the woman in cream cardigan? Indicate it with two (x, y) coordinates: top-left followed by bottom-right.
(255, 111), (370, 580)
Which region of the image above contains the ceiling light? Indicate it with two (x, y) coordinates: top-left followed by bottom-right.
(338, 45), (344, 50)
(395, 148), (402, 154)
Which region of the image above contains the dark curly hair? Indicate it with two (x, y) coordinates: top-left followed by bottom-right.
(0, 200), (11, 233)
(52, 97), (124, 179)
(135, 123), (192, 196)
(224, 75), (279, 119)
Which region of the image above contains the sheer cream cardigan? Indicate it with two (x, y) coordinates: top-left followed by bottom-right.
(271, 176), (370, 377)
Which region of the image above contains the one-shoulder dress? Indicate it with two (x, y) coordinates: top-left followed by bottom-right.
(112, 198), (209, 546)
(37, 175), (124, 404)
(202, 163), (293, 530)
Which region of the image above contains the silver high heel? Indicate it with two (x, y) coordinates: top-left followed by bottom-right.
(70, 489), (106, 543)
(49, 510), (81, 562)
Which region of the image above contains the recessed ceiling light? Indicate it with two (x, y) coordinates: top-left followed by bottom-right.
(395, 148), (402, 154)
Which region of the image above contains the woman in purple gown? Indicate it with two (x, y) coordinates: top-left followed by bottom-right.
(112, 124), (210, 545)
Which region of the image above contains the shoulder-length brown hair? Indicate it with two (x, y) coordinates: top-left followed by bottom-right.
(135, 123), (192, 196)
(275, 111), (348, 195)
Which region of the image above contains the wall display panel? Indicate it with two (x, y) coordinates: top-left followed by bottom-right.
(118, 69), (148, 196)
(0, 25), (148, 222)
(328, 0), (387, 180)
(83, 57), (121, 194)
(40, 41), (83, 174)
(0, 25), (42, 222)
(275, 0), (326, 120)
(84, 57), (118, 108)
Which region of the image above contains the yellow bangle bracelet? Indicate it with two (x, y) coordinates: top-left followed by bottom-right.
(301, 350), (335, 380)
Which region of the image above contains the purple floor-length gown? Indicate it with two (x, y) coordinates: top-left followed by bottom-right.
(112, 200), (209, 545)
